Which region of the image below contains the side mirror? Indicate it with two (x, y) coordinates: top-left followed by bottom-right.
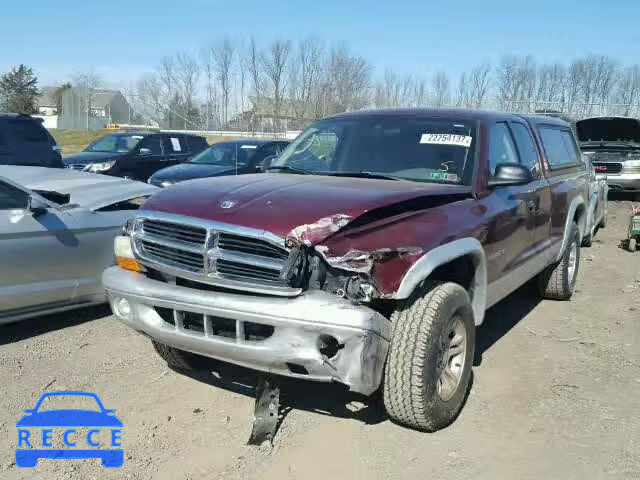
(488, 163), (534, 188)
(138, 148), (152, 156)
(259, 155), (277, 172)
(28, 196), (48, 217)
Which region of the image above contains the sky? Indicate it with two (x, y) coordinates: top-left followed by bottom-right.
(1, 0), (638, 89)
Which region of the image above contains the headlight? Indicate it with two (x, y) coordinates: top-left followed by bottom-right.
(160, 181), (174, 188)
(624, 159), (640, 172)
(85, 160), (116, 172)
(114, 235), (145, 273)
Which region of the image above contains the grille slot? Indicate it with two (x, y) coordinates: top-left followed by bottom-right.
(593, 162), (622, 174)
(141, 240), (204, 272)
(143, 220), (207, 244)
(218, 233), (288, 260)
(216, 259), (282, 282)
(153, 307), (274, 342)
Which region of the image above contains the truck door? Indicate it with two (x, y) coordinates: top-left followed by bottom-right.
(485, 122), (537, 282)
(509, 121), (552, 253)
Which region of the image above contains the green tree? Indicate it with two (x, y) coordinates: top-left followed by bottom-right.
(0, 64), (40, 113)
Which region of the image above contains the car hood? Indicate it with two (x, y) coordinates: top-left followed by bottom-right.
(63, 151), (124, 165)
(576, 117), (640, 149)
(16, 410), (123, 427)
(2, 166), (158, 211)
(142, 173), (472, 243)
(150, 163), (237, 184)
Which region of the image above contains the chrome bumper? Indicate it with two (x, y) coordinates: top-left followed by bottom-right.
(606, 173), (640, 192)
(102, 267), (390, 395)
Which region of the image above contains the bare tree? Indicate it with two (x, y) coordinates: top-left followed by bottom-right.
(469, 62), (491, 107)
(288, 36), (324, 128)
(456, 72), (472, 107)
(326, 43), (372, 114)
(209, 37), (234, 125)
(71, 69), (103, 127)
(617, 65), (640, 115)
(173, 52), (200, 128)
(593, 55), (618, 106)
(374, 68), (413, 107)
(432, 71), (450, 106)
(537, 62), (566, 105)
(260, 39), (292, 132)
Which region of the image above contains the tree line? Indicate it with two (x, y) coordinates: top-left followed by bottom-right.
(133, 36), (640, 131)
(2, 38), (640, 130)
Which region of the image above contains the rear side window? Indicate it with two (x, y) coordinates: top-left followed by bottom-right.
(6, 120), (49, 143)
(539, 127), (582, 169)
(488, 122), (519, 176)
(0, 182), (29, 209)
(163, 135), (184, 154)
(187, 136), (208, 154)
(510, 122), (540, 176)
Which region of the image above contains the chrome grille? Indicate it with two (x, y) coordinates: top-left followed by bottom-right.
(143, 219), (207, 245)
(132, 213), (297, 296)
(593, 162), (622, 174)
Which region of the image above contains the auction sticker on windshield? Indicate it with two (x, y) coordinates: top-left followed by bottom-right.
(420, 133), (472, 147)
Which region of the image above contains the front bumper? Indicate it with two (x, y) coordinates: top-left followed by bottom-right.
(605, 173), (640, 192)
(103, 267), (390, 395)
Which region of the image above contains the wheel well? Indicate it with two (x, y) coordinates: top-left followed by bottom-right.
(428, 255), (476, 297)
(574, 203), (587, 236)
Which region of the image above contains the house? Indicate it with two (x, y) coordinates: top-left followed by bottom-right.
(36, 86), (60, 116)
(229, 96), (318, 132)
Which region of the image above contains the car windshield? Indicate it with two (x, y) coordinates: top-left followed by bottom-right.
(188, 143), (258, 167)
(271, 116), (477, 185)
(86, 134), (144, 153)
(36, 394), (102, 412)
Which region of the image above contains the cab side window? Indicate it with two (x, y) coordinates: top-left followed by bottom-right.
(510, 122), (541, 177)
(539, 127), (582, 169)
(0, 182), (29, 209)
(488, 122), (519, 176)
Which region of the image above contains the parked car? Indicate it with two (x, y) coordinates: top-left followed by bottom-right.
(0, 113), (62, 168)
(104, 108), (589, 432)
(581, 152), (608, 246)
(576, 116), (640, 196)
(63, 132), (209, 181)
(0, 166), (158, 324)
(147, 140), (289, 187)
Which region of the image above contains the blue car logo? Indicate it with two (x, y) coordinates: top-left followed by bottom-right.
(15, 391), (123, 468)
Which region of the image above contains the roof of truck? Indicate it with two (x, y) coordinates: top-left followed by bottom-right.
(329, 107), (528, 122)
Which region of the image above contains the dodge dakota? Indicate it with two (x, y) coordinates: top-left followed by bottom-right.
(103, 108), (589, 431)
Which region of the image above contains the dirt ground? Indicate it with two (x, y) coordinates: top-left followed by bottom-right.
(1, 198), (639, 480)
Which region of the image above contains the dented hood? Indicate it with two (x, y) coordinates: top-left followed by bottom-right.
(142, 173), (471, 242)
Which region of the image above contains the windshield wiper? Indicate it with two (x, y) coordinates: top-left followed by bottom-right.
(322, 171), (402, 181)
(266, 165), (315, 175)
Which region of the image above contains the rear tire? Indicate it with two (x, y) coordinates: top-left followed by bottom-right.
(152, 340), (215, 371)
(383, 281), (475, 432)
(537, 221), (580, 300)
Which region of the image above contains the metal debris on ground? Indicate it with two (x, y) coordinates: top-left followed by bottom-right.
(247, 376), (281, 446)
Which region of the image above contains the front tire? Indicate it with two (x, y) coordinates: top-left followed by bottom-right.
(383, 281), (475, 432)
(537, 221), (580, 300)
(152, 340), (215, 371)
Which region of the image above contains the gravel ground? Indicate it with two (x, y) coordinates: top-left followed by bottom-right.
(1, 199), (639, 480)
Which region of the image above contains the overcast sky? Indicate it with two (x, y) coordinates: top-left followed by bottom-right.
(1, 0), (638, 89)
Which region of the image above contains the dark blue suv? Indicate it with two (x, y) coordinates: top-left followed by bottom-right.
(0, 114), (62, 168)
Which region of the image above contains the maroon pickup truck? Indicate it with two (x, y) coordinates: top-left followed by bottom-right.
(104, 108), (589, 431)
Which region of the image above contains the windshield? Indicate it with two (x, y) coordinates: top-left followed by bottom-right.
(272, 116), (477, 185)
(86, 134), (144, 153)
(188, 143), (258, 167)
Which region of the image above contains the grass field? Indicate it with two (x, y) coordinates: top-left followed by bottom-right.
(49, 129), (249, 154)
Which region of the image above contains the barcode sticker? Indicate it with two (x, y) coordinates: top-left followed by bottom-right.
(420, 133), (472, 147)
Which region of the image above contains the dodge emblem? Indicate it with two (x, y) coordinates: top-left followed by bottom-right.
(220, 200), (237, 209)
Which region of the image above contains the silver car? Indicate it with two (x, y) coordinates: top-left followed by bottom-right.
(0, 166), (158, 324)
